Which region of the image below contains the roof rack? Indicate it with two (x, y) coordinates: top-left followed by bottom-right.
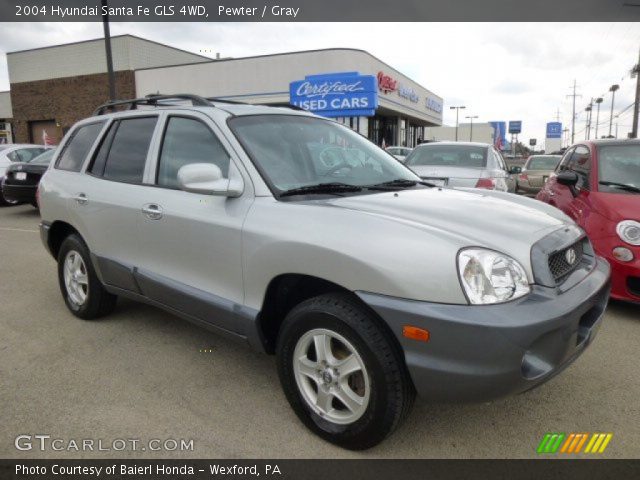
(206, 97), (248, 105)
(261, 102), (306, 111)
(93, 94), (212, 116)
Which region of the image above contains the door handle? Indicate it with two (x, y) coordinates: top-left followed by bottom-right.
(142, 204), (163, 220)
(73, 193), (88, 205)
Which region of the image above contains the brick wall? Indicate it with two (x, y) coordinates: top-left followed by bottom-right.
(10, 71), (135, 144)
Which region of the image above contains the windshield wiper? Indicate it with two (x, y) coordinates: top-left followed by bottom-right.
(279, 182), (363, 197)
(365, 179), (436, 190)
(599, 181), (640, 193)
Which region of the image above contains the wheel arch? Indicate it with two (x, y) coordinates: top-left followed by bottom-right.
(47, 220), (81, 259)
(256, 273), (406, 364)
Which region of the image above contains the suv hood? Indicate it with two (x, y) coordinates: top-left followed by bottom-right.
(321, 187), (572, 270)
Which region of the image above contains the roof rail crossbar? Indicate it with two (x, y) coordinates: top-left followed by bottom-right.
(206, 97), (248, 105)
(260, 102), (306, 111)
(93, 93), (213, 116)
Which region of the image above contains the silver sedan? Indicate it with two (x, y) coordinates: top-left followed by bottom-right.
(404, 141), (516, 192)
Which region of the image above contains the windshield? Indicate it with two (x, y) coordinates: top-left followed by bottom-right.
(405, 145), (488, 168)
(228, 115), (419, 194)
(598, 145), (640, 193)
(526, 156), (560, 170)
(30, 149), (55, 165)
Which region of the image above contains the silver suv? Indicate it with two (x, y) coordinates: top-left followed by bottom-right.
(39, 95), (610, 450)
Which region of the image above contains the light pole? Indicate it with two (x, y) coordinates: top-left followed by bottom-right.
(594, 97), (603, 139)
(585, 104), (592, 140)
(450, 106), (466, 141)
(101, 0), (116, 101)
(609, 84), (620, 138)
(465, 115), (478, 141)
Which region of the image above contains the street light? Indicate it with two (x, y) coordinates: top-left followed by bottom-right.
(465, 115), (479, 141)
(609, 84), (620, 138)
(594, 97), (603, 139)
(450, 105), (466, 141)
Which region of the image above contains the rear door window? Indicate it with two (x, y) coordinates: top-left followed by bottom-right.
(101, 117), (157, 184)
(56, 122), (105, 171)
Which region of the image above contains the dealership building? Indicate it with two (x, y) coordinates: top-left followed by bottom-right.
(3, 35), (443, 147)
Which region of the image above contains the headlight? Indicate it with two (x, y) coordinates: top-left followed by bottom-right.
(616, 220), (640, 246)
(457, 248), (531, 305)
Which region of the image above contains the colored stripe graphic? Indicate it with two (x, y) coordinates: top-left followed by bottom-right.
(540, 433), (613, 454)
(537, 433), (565, 453)
(585, 433), (613, 453)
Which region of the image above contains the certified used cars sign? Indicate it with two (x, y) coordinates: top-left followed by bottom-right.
(289, 71), (378, 117)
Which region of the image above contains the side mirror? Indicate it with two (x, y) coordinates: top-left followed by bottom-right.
(556, 170), (579, 196)
(177, 162), (243, 197)
(509, 166), (522, 174)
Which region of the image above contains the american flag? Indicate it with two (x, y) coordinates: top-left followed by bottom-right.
(42, 129), (54, 147)
(494, 124), (503, 151)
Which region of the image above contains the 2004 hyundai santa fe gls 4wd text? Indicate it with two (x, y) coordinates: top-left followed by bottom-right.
(38, 95), (611, 450)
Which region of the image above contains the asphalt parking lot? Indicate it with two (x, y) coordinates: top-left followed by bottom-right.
(1, 203), (639, 459)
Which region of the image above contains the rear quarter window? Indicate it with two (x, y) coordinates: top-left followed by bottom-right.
(56, 122), (105, 172)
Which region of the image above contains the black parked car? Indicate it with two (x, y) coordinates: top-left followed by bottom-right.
(1, 149), (55, 207)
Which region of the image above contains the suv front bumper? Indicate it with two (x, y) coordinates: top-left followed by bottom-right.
(357, 256), (611, 402)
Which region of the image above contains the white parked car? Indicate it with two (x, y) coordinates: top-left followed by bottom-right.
(0, 144), (49, 205)
(385, 146), (413, 163)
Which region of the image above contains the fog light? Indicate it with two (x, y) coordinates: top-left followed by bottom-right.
(613, 247), (634, 262)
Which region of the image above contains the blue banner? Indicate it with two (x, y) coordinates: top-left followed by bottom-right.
(546, 122), (562, 139)
(489, 121), (507, 149)
(289, 72), (378, 118)
(508, 120), (522, 134)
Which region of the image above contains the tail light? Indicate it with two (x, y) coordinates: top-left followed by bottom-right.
(519, 173), (528, 181)
(475, 177), (496, 189)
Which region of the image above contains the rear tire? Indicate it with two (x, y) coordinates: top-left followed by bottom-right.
(0, 190), (20, 206)
(57, 234), (117, 320)
(277, 293), (415, 450)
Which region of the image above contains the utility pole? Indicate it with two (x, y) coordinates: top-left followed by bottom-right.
(585, 101), (592, 140)
(609, 84), (620, 138)
(555, 108), (561, 122)
(450, 106), (466, 141)
(594, 97), (603, 139)
(631, 47), (640, 139)
(465, 115), (478, 141)
(566, 80), (581, 144)
(101, 0), (116, 101)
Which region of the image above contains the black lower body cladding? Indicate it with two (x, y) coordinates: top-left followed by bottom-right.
(357, 257), (611, 402)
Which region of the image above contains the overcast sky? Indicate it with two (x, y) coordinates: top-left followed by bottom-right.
(1, 22), (639, 147)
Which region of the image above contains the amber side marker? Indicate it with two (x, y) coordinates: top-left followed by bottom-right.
(402, 326), (430, 342)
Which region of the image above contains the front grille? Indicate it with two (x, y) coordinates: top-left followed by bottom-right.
(548, 240), (584, 283)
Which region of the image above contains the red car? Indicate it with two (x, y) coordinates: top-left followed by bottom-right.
(537, 140), (640, 302)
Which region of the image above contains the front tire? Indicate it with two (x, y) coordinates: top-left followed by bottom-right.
(277, 293), (415, 450)
(57, 234), (117, 319)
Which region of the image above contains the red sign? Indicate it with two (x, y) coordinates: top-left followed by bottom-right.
(377, 71), (397, 94)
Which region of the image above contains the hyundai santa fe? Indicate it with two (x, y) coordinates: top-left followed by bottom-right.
(38, 94), (611, 450)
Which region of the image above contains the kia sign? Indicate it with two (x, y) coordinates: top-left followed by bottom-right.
(290, 72), (378, 118)
(508, 121), (522, 134)
(546, 122), (562, 139)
